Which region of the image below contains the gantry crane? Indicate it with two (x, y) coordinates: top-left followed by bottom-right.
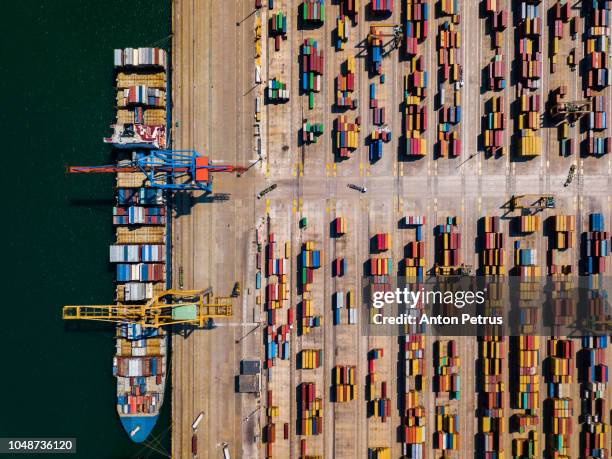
(63, 289), (232, 329)
(434, 263), (473, 276)
(550, 99), (591, 122)
(68, 149), (246, 193)
(368, 24), (403, 50)
(509, 194), (556, 213)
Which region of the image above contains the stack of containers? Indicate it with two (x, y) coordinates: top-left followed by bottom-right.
(483, 96), (505, 155)
(116, 263), (164, 282)
(332, 258), (347, 277)
(110, 245), (165, 263)
(263, 393), (280, 456)
(118, 86), (165, 107)
(371, 0), (393, 13)
(339, 0), (359, 25)
(332, 291), (345, 324)
(589, 95), (608, 130)
(332, 365), (357, 402)
(269, 11), (287, 51)
(582, 213), (610, 274)
(512, 431), (539, 458)
(547, 278), (574, 326)
(481, 216), (505, 275)
(434, 405), (459, 451)
(367, 348), (391, 421)
(436, 217), (461, 272)
(369, 27), (383, 75)
(346, 290), (357, 324)
(404, 56), (428, 98)
(404, 215), (426, 227)
(439, 0), (458, 16)
(336, 56), (356, 108)
(549, 1), (571, 72)
(267, 78), (290, 102)
(333, 216), (347, 236)
(300, 295), (322, 334)
(301, 38), (324, 109)
(264, 324), (291, 365)
(367, 447), (390, 459)
(404, 240), (425, 279)
(487, 55), (506, 90)
(299, 349), (323, 369)
(484, 0), (507, 49)
(512, 335), (540, 437)
(518, 214), (540, 233)
(404, 216), (425, 279)
(297, 382), (323, 435)
(369, 257), (393, 275)
(300, 241), (322, 290)
(516, 93), (542, 157)
(434, 340), (460, 399)
(374, 233), (391, 251)
(405, 0), (429, 55)
(587, 133), (611, 156)
(517, 2), (542, 88)
(370, 83), (385, 126)
(335, 115), (360, 158)
(514, 243), (539, 278)
(301, 0), (325, 24)
(113, 206), (166, 225)
(552, 215), (575, 250)
(302, 121), (324, 144)
(265, 232), (292, 363)
(300, 241), (323, 335)
(114, 356), (163, 378)
(544, 338), (574, 457)
(370, 128), (391, 161)
(117, 188), (164, 206)
(579, 335), (609, 459)
(439, 105), (461, 125)
(336, 15), (350, 50)
(437, 21), (461, 82)
(551, 86), (574, 155)
(404, 54), (428, 157)
(584, 2), (610, 91)
(113, 48), (167, 69)
(477, 335), (505, 458)
(401, 334), (426, 457)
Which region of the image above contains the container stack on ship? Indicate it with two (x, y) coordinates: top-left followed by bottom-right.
(108, 47), (169, 443)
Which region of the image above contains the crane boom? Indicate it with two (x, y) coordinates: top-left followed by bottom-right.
(63, 289), (232, 328)
(67, 149), (246, 192)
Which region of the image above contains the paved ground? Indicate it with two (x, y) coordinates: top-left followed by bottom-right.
(171, 0), (612, 458)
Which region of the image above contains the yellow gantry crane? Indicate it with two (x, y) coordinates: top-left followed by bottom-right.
(509, 194), (556, 212)
(63, 289), (232, 329)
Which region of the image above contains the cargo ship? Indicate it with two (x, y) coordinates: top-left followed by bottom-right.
(109, 47), (169, 442)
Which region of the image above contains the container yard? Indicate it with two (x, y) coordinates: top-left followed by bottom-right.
(64, 0), (612, 458)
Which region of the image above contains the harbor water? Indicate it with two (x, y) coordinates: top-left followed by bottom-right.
(1, 1), (171, 457)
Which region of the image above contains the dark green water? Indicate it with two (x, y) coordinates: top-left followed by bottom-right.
(1, 2), (171, 457)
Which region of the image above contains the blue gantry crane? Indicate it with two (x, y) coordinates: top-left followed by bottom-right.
(69, 149), (245, 192)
